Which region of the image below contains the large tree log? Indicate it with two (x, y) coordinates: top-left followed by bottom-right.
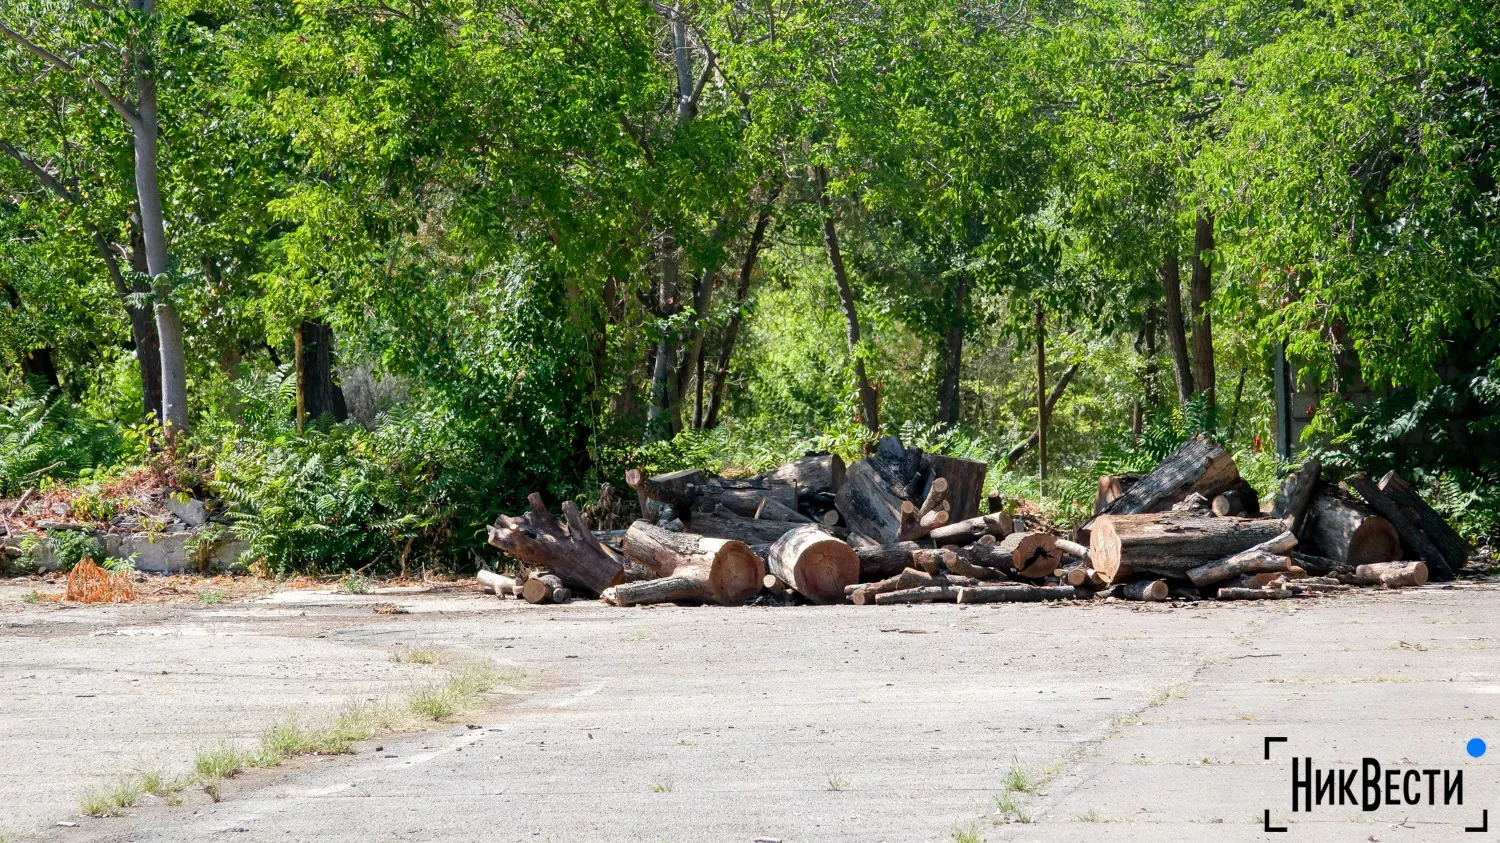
(1089, 513), (1287, 582)
(834, 436), (929, 545)
(1351, 561), (1427, 588)
(1305, 492), (1401, 565)
(692, 482), (798, 517)
(1186, 531), (1299, 587)
(688, 505), (803, 546)
(855, 542), (923, 581)
(1120, 579), (1168, 602)
(522, 573), (571, 604)
(755, 454), (846, 498)
(996, 531), (1061, 578)
(766, 525), (859, 605)
(1217, 587), (1291, 601)
(1349, 472), (1452, 581)
(956, 584), (1075, 603)
(1379, 471), (1471, 573)
(754, 496), (813, 523)
(625, 468), (701, 517)
(1271, 460), (1320, 538)
(928, 513), (1012, 545)
(873, 585), (961, 604)
(1099, 434), (1240, 515)
(919, 455), (987, 523)
(1094, 474), (1141, 516)
(489, 494), (626, 595)
(620, 521), (764, 605)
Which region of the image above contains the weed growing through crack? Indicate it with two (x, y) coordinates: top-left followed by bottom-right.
(79, 777), (143, 817)
(21, 592), (40, 604)
(340, 573), (371, 594)
(949, 821), (985, 842)
(650, 779), (674, 793)
(391, 648), (442, 664)
(1147, 683), (1189, 707)
(194, 742), (252, 781)
(826, 773), (849, 792)
(198, 590), (224, 605)
(1003, 760), (1038, 794)
(407, 686), (458, 721)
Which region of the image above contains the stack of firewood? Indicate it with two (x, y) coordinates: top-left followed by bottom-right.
(478, 434), (1473, 607)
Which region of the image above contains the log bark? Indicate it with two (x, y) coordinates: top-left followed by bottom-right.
(766, 525), (859, 605)
(1120, 579), (1169, 602)
(620, 521), (764, 605)
(855, 542), (922, 581)
(1271, 460), (1321, 538)
(626, 468), (701, 517)
(1185, 531), (1299, 587)
(949, 555), (1007, 581)
(1094, 475), (1140, 516)
(1379, 471), (1470, 573)
(1189, 213), (1216, 408)
(835, 438), (925, 545)
(873, 585), (961, 605)
(756, 453), (845, 497)
(688, 506), (802, 546)
(997, 531), (1061, 579)
(1211, 479), (1259, 517)
(921, 455), (986, 523)
(489, 494), (626, 595)
(1066, 567), (1105, 589)
(1350, 472), (1452, 581)
(1089, 512), (1287, 582)
(1099, 434), (1239, 516)
(928, 512), (1012, 546)
(692, 482), (798, 517)
(850, 567), (936, 605)
(1055, 538), (1090, 564)
(523, 573), (570, 604)
(1305, 492), (1401, 565)
(1217, 587), (1291, 601)
(956, 585), (1075, 604)
(754, 496), (812, 523)
(1351, 561), (1427, 588)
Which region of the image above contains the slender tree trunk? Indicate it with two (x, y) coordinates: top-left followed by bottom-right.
(1159, 251), (1194, 406)
(706, 204), (774, 429)
(129, 2), (189, 438)
(676, 267), (715, 429)
(814, 165), (879, 434)
(296, 319), (347, 427)
(1189, 213), (1216, 409)
(936, 274), (967, 429)
(1142, 302), (1160, 406)
(126, 223), (164, 423)
(1003, 363), (1079, 470)
(1035, 304), (1047, 495)
(646, 235), (681, 441)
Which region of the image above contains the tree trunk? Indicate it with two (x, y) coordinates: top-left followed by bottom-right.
(522, 573), (571, 604)
(125, 222), (164, 423)
(1350, 561), (1427, 588)
(814, 165), (879, 434)
(488, 494), (626, 595)
(1142, 302), (1160, 407)
(1097, 434), (1240, 516)
(920, 454), (986, 523)
(1349, 472), (1452, 580)
(1035, 304), (1047, 492)
(927, 512), (1013, 546)
(1304, 492), (1401, 566)
(1189, 213), (1216, 408)
(1093, 474), (1140, 516)
(936, 274), (967, 428)
(676, 268), (715, 429)
(1119, 579), (1169, 602)
(996, 531), (1062, 579)
(295, 319), (348, 427)
(754, 453), (845, 498)
(766, 525), (858, 604)
(687, 505), (802, 547)
(1185, 531), (1298, 587)
(617, 521), (763, 605)
(646, 234), (681, 441)
(1271, 459), (1321, 538)
(1003, 364), (1079, 470)
(1378, 471), (1471, 574)
(1160, 251), (1194, 406)
(705, 203), (774, 429)
(1089, 512), (1287, 582)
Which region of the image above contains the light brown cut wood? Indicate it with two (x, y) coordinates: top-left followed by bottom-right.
(920, 455), (987, 523)
(476, 570), (519, 597)
(928, 512), (1012, 545)
(1055, 538), (1090, 563)
(955, 584), (1075, 603)
(997, 531), (1061, 578)
(1271, 459), (1320, 537)
(488, 494), (626, 595)
(1099, 434), (1240, 515)
(620, 521), (764, 605)
(1379, 471), (1470, 574)
(1217, 587), (1291, 601)
(625, 468), (701, 516)
(948, 555), (1006, 581)
(1093, 474), (1140, 516)
(820, 509), (842, 527)
(1185, 531), (1299, 587)
(1305, 492), (1401, 565)
(1066, 567), (1105, 589)
(766, 525), (859, 605)
(872, 585), (961, 604)
(1089, 513), (1286, 582)
(851, 567), (935, 605)
(1120, 579), (1168, 602)
(1351, 561), (1427, 588)
(764, 573), (788, 596)
(522, 573), (570, 604)
(1349, 472), (1451, 581)
(910, 548), (956, 576)
(855, 541), (922, 581)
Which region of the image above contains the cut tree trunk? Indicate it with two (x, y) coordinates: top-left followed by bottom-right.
(756, 453), (845, 497)
(1098, 434), (1239, 516)
(1067, 567), (1105, 589)
(928, 513), (1012, 546)
(920, 455), (986, 523)
(688, 506), (802, 547)
(1093, 475), (1141, 516)
(1211, 479), (1259, 517)
(1305, 492), (1401, 565)
(766, 525), (859, 605)
(850, 567), (936, 605)
(1160, 251), (1195, 406)
(835, 438), (926, 545)
(522, 573), (570, 604)
(476, 570), (519, 597)
(1271, 459), (1321, 538)
(619, 521), (764, 605)
(1185, 531), (1299, 587)
(1349, 472), (1452, 581)
(873, 585), (961, 605)
(488, 493), (626, 595)
(956, 585), (1075, 604)
(1120, 579), (1169, 602)
(1379, 471), (1470, 573)
(1351, 561), (1427, 588)
(997, 531), (1061, 578)
(856, 542), (922, 581)
(1004, 364), (1080, 471)
(626, 468), (701, 518)
(1217, 587), (1291, 601)
(1055, 538), (1090, 564)
(897, 478), (949, 541)
(754, 496), (812, 523)
(1089, 512), (1287, 582)
(691, 483), (798, 518)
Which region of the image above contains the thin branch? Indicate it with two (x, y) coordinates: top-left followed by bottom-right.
(0, 19), (140, 126)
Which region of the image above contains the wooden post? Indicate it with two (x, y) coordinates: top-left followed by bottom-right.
(1035, 304), (1047, 499)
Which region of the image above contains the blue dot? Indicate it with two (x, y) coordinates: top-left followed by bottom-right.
(1467, 738), (1486, 758)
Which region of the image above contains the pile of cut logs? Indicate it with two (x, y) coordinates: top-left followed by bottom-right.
(479, 433), (1473, 607)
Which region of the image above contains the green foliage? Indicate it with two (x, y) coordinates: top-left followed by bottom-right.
(26, 530), (105, 573)
(0, 395), (134, 495)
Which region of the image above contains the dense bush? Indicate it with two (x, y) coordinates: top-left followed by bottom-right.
(0, 394), (139, 496)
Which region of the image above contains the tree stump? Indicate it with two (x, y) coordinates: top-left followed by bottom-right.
(920, 455), (987, 523)
(1089, 513), (1287, 582)
(1305, 492), (1401, 565)
(766, 525), (859, 604)
(488, 493), (626, 595)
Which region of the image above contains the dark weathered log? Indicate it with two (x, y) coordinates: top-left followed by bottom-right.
(1099, 434), (1240, 515)
(1217, 587), (1291, 601)
(625, 468), (701, 516)
(691, 482), (798, 517)
(873, 585), (961, 604)
(997, 531), (1061, 578)
(1287, 581), (1351, 595)
(688, 506), (802, 546)
(850, 567), (937, 605)
(835, 458), (906, 546)
(1289, 552), (1350, 579)
(1093, 474), (1140, 516)
(754, 496), (813, 523)
(620, 521), (764, 605)
(928, 512), (1012, 545)
(1271, 459), (1320, 538)
(1089, 513), (1287, 582)
(956, 585), (1075, 603)
(920, 455), (987, 523)
(949, 555), (1007, 581)
(1351, 561), (1427, 588)
(522, 573), (571, 604)
(1349, 472), (1452, 581)
(855, 542), (923, 581)
(1185, 531), (1299, 587)
(1305, 492), (1401, 565)
(1120, 579), (1168, 602)
(755, 453), (846, 497)
(488, 494), (626, 595)
(767, 525), (859, 605)
(1171, 492), (1212, 513)
(1379, 471), (1471, 573)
